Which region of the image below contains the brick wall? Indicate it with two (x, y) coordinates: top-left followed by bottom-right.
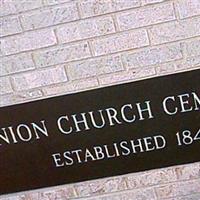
(0, 0), (200, 199)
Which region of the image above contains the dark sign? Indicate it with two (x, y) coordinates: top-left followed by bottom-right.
(0, 70), (200, 195)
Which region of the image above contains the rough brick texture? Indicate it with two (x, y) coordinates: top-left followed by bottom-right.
(176, 0), (200, 19)
(0, 16), (22, 37)
(0, 53), (35, 76)
(56, 16), (115, 44)
(91, 29), (149, 56)
(0, 0), (43, 17)
(0, 0), (200, 199)
(67, 54), (124, 80)
(12, 66), (68, 91)
(116, 2), (176, 30)
(121, 43), (183, 68)
(33, 42), (91, 67)
(21, 3), (79, 30)
(0, 29), (57, 56)
(0, 77), (13, 95)
(78, 0), (141, 18)
(149, 17), (200, 45)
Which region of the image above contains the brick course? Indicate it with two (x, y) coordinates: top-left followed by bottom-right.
(21, 2), (79, 30)
(116, 2), (176, 31)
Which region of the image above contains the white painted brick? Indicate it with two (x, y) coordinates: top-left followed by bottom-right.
(56, 16), (115, 44)
(67, 55), (124, 80)
(0, 29), (57, 56)
(0, 0), (16, 17)
(169, 193), (200, 200)
(13, 0), (43, 13)
(122, 43), (183, 68)
(126, 168), (177, 189)
(79, 0), (140, 18)
(43, 78), (99, 96)
(99, 70), (136, 85)
(33, 42), (91, 67)
(80, 195), (120, 200)
(0, 77), (13, 95)
(0, 53), (35, 76)
(117, 2), (175, 31)
(0, 43), (3, 57)
(175, 56), (200, 71)
(99, 67), (156, 85)
(184, 39), (200, 57)
(21, 3), (79, 31)
(0, 16), (22, 37)
(12, 66), (68, 91)
(155, 179), (200, 199)
(175, 163), (200, 181)
(0, 197), (16, 200)
(156, 63), (176, 75)
(44, 0), (74, 6)
(92, 29), (149, 56)
(142, 0), (166, 5)
(176, 0), (200, 19)
(84, 187), (156, 200)
(0, 90), (43, 107)
(0, 186), (76, 199)
(0, 0), (43, 17)
(131, 66), (157, 79)
(30, 187), (77, 200)
(75, 178), (127, 197)
(118, 188), (157, 200)
(149, 17), (200, 45)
